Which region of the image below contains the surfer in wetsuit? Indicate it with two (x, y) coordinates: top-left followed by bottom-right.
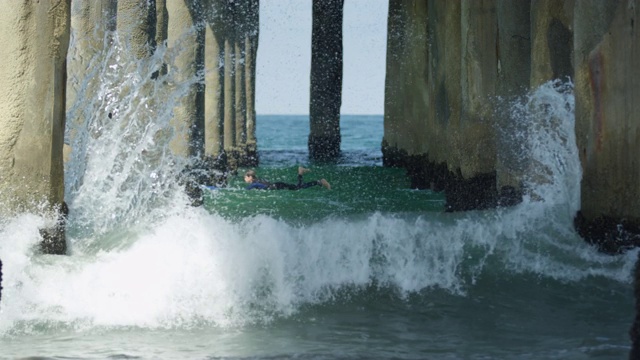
(244, 166), (331, 190)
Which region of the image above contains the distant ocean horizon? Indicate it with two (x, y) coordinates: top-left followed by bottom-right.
(256, 114), (384, 167)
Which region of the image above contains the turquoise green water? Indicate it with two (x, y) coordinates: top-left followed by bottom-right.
(205, 166), (445, 222)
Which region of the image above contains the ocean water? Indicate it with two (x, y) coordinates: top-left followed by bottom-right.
(0, 33), (637, 360)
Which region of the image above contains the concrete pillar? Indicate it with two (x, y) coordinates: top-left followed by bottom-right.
(309, 0), (344, 162)
(435, 0), (499, 211)
(530, 0), (574, 87)
(434, 0), (462, 170)
(204, 1), (225, 159)
(116, 0), (157, 59)
(496, 1), (531, 96)
(459, 0), (498, 178)
(244, 0), (259, 166)
(234, 29), (247, 160)
(202, 0), (258, 169)
(381, 0), (406, 166)
(232, 0), (261, 168)
(68, 1), (117, 84)
(383, 0), (530, 210)
(382, 0), (429, 163)
(67, 1), (117, 140)
(155, 0), (168, 47)
(222, 2), (237, 167)
(494, 0), (531, 200)
(573, 1), (640, 252)
(154, 0), (168, 77)
(571, 2), (640, 354)
(166, 0), (205, 158)
(0, 0), (71, 254)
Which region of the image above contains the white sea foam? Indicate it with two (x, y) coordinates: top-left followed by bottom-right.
(0, 30), (634, 335)
(0, 204), (635, 334)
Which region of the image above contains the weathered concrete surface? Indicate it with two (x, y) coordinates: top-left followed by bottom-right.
(154, 0), (168, 77)
(221, 1), (238, 167)
(66, 1), (117, 147)
(573, 1), (640, 252)
(244, 0), (260, 166)
(166, 0), (205, 158)
(309, 0), (344, 162)
(204, 2), (225, 160)
(494, 0), (530, 194)
(235, 27), (247, 163)
(0, 1), (71, 253)
(203, 0), (259, 169)
(155, 0), (168, 50)
(383, 0), (430, 162)
(430, 0), (462, 175)
(67, 1), (117, 98)
(116, 0), (157, 59)
(383, 1), (457, 187)
(0, 2), (70, 238)
(230, 0), (260, 167)
(530, 0), (574, 88)
(384, 0), (512, 210)
(382, 1), (587, 211)
(458, 0), (498, 184)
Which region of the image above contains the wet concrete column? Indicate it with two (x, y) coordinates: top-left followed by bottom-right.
(460, 0), (498, 177)
(204, 1), (225, 160)
(452, 0), (499, 210)
(573, 1), (640, 252)
(436, 1), (465, 191)
(234, 8), (247, 165)
(166, 0), (205, 157)
(421, 0), (462, 191)
(309, 0), (344, 162)
(244, 0), (260, 167)
(385, 1), (430, 167)
(66, 1), (117, 146)
(381, 0), (408, 167)
(494, 0), (531, 204)
(0, 0), (71, 254)
(116, 0), (157, 59)
(155, 0), (168, 47)
(222, 2), (238, 168)
(382, 0), (458, 192)
(438, 0), (462, 188)
(154, 0), (168, 77)
(530, 0), (574, 87)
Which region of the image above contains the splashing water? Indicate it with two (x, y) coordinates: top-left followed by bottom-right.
(65, 31), (201, 248)
(0, 28), (635, 359)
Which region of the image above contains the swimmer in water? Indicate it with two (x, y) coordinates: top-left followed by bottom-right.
(244, 166), (331, 190)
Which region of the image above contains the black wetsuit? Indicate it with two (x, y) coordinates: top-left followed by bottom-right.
(246, 174), (321, 190)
